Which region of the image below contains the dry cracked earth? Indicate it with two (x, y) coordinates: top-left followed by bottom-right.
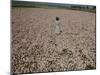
(11, 7), (96, 74)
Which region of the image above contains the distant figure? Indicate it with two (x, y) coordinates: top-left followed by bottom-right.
(54, 17), (62, 35)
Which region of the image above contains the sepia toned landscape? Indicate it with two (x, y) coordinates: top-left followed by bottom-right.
(11, 1), (96, 74)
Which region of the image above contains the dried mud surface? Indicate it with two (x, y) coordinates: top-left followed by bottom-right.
(11, 8), (96, 74)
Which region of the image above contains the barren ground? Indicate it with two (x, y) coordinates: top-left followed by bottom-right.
(11, 7), (96, 74)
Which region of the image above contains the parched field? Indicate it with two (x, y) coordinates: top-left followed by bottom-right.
(11, 7), (96, 74)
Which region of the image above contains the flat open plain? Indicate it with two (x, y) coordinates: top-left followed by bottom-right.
(11, 7), (96, 74)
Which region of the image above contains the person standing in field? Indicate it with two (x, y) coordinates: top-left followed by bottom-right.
(54, 17), (62, 35)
